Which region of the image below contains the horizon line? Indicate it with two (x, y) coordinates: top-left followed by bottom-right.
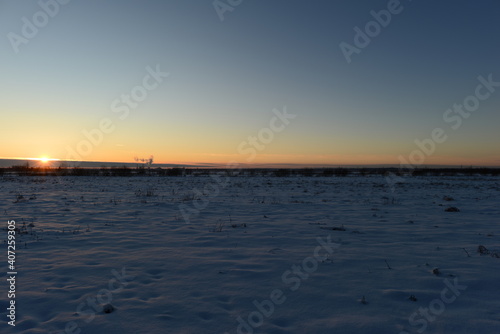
(1, 157), (499, 169)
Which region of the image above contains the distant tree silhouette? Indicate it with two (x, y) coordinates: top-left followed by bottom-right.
(134, 155), (154, 174)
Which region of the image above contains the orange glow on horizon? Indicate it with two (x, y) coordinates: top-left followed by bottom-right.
(0, 154), (498, 168)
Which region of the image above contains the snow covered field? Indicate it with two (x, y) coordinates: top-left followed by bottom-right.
(2, 175), (499, 334)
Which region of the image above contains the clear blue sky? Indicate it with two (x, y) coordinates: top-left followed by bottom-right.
(1, 0), (499, 166)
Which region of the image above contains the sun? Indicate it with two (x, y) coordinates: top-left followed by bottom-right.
(40, 157), (49, 163)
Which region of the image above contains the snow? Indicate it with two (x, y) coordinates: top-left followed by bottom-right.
(1, 175), (499, 333)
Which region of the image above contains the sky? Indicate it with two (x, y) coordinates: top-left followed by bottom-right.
(1, 0), (499, 167)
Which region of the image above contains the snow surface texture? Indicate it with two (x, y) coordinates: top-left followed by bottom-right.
(1, 175), (499, 334)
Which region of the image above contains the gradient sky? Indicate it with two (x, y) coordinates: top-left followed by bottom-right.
(1, 0), (499, 166)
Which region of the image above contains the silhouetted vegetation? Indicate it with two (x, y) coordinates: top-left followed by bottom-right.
(109, 167), (132, 177)
(273, 169), (291, 177)
(298, 168), (314, 177)
(1, 166), (499, 178)
(321, 167), (350, 177)
(157, 167), (184, 176)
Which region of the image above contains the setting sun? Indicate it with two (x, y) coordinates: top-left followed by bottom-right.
(40, 157), (49, 163)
